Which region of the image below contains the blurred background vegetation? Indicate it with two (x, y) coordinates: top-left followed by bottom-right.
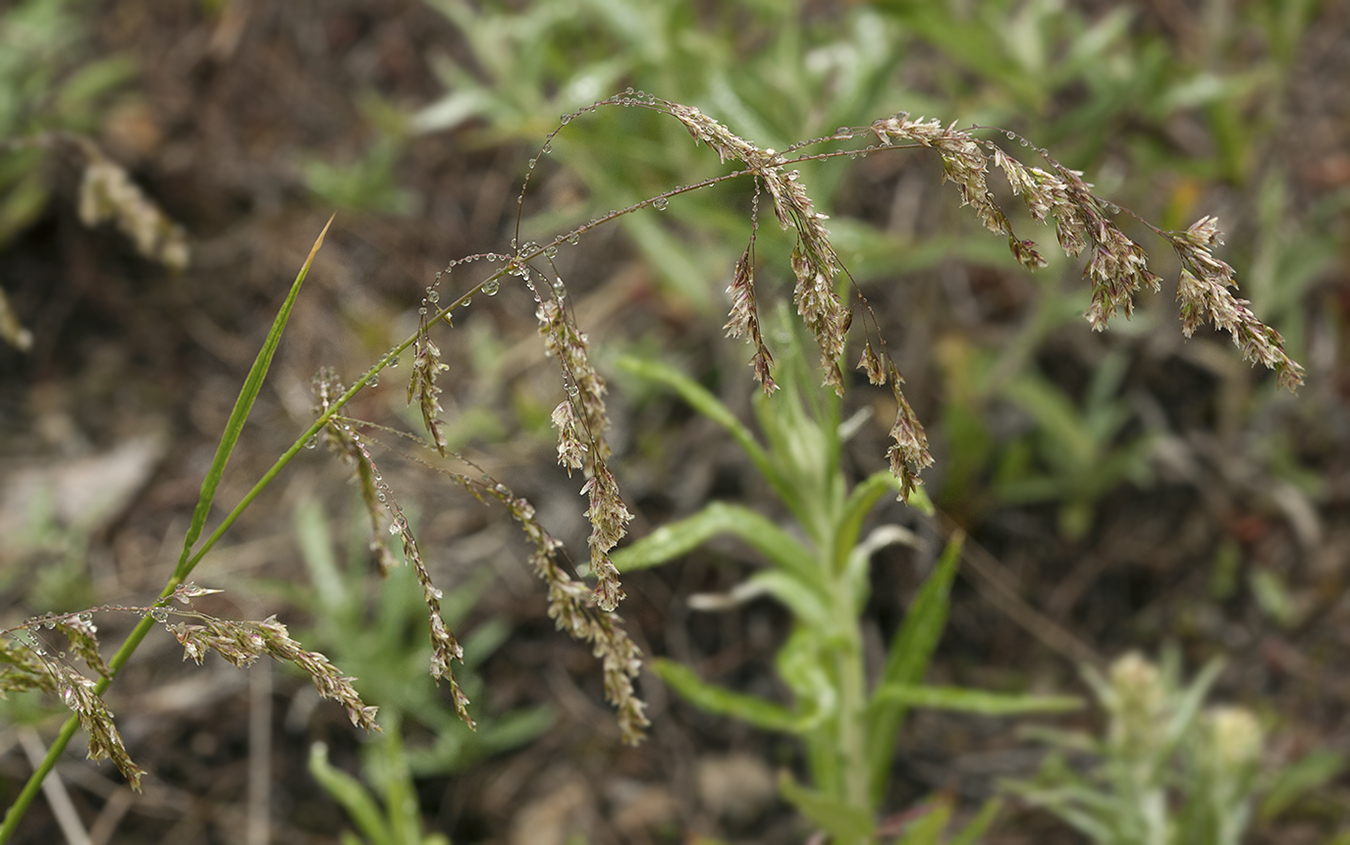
(0, 0), (1347, 842)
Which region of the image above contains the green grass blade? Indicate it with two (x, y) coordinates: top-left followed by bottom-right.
(611, 501), (819, 586)
(309, 741), (395, 845)
(778, 771), (875, 844)
(873, 684), (1082, 715)
(174, 215), (333, 579)
(832, 470), (899, 574)
(865, 531), (964, 804)
(949, 799), (1003, 845)
(652, 658), (805, 733)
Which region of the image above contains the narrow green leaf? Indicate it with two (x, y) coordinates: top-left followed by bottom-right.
(175, 216), (333, 579)
(309, 741), (394, 845)
(778, 771), (874, 844)
(873, 684), (1083, 715)
(832, 470), (900, 573)
(1259, 750), (1346, 821)
(611, 501), (818, 587)
(949, 799), (1002, 845)
(745, 570), (830, 628)
(865, 532), (964, 803)
(892, 797), (951, 845)
(652, 658), (805, 733)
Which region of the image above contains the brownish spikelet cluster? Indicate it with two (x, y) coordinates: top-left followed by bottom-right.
(408, 327), (452, 456)
(723, 242), (777, 393)
(887, 378), (934, 502)
(2, 620), (144, 789)
(54, 663), (146, 789)
(490, 483), (649, 744)
(537, 295), (630, 612)
(1171, 216), (1304, 390)
(167, 613), (379, 732)
(312, 370), (473, 725)
(385, 506), (474, 728)
(668, 103), (850, 394)
(75, 138), (189, 273)
(870, 113), (1301, 391)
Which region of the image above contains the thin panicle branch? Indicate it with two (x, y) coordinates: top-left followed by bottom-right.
(313, 374), (473, 726)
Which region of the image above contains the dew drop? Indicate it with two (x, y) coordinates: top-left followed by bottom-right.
(544, 245), (558, 258)
(560, 114), (572, 124)
(388, 355), (399, 369)
(418, 306), (428, 316)
(517, 195), (523, 204)
(528, 158), (537, 168)
(566, 384), (580, 397)
(427, 290), (440, 303)
(430, 588), (444, 601)
(306, 436), (318, 450)
(542, 142), (552, 154)
(653, 196), (668, 211)
(151, 608), (168, 623)
(483, 280), (501, 296)
(568, 233), (580, 245)
(368, 372), (379, 387)
(463, 296), (472, 307)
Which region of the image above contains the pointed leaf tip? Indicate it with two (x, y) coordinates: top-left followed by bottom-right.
(303, 214), (336, 271)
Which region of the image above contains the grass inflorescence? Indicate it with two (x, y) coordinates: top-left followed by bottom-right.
(0, 91), (1301, 841)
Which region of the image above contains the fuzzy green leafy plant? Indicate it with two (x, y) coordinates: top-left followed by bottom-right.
(612, 313), (1082, 843)
(0, 89), (1302, 841)
(1007, 650), (1346, 845)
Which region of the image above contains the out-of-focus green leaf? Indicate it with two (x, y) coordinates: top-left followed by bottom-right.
(779, 772), (874, 844)
(866, 533), (963, 803)
(651, 658), (805, 733)
(874, 684), (1082, 715)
